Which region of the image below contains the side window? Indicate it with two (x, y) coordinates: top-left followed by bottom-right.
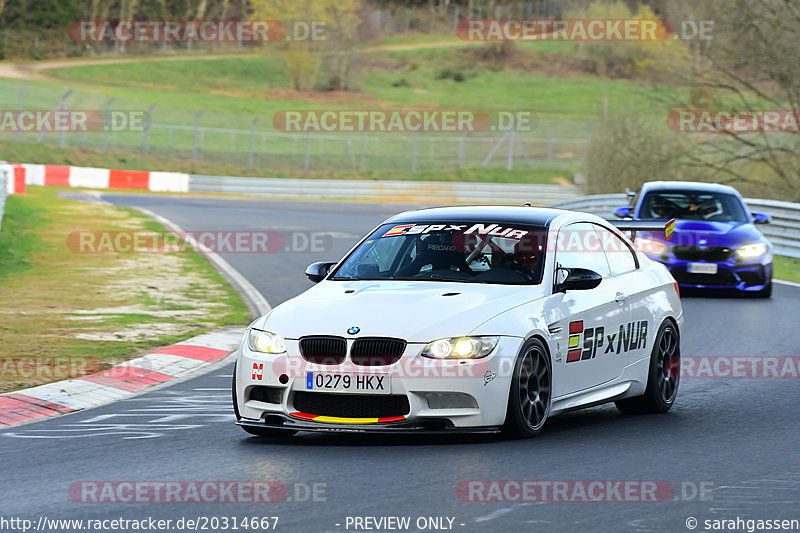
(594, 226), (638, 276)
(555, 223), (611, 278)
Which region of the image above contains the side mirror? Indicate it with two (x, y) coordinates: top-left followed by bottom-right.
(614, 206), (633, 218)
(305, 261), (336, 283)
(752, 212), (770, 224)
(556, 267), (602, 292)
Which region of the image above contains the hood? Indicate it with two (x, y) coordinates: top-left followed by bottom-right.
(640, 219), (766, 248)
(258, 280), (548, 342)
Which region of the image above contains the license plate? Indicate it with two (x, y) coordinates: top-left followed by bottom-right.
(687, 262), (718, 274)
(305, 372), (390, 395)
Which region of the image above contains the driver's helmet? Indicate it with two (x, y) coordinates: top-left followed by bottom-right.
(698, 199), (721, 219)
(509, 232), (543, 271)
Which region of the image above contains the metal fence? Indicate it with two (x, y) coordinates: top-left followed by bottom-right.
(0, 83), (592, 175)
(552, 193), (800, 258)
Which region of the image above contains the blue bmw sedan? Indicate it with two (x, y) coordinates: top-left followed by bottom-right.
(615, 181), (773, 297)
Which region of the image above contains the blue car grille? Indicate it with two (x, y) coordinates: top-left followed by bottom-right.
(672, 246), (733, 262)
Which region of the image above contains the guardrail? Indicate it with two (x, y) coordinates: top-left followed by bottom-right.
(552, 194), (800, 258)
(188, 175), (581, 205)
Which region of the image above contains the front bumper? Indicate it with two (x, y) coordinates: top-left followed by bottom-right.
(235, 336), (524, 431)
(646, 253), (772, 291)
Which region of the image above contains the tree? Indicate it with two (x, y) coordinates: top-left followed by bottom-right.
(249, 0), (360, 91)
(672, 0), (800, 199)
(585, 109), (685, 194)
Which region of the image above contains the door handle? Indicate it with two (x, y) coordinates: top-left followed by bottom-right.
(615, 292), (628, 304)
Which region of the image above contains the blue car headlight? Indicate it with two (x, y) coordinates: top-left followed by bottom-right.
(736, 242), (768, 258)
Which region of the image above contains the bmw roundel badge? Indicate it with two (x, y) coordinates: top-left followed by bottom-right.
(347, 326), (360, 335)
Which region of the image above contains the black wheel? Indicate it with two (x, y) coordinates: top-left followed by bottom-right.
(232, 362), (297, 438)
(616, 320), (680, 414)
(503, 337), (552, 438)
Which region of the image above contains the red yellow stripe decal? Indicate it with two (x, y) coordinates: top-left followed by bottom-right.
(665, 219), (675, 240)
(290, 412), (406, 424)
(384, 224), (414, 237)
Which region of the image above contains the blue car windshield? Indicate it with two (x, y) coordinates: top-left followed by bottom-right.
(639, 191), (749, 223)
(330, 222), (548, 285)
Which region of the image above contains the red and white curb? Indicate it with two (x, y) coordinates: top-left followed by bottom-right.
(12, 163), (188, 193)
(1, 162), (27, 194)
(0, 326), (244, 428)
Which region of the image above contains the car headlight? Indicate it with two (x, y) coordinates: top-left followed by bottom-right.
(635, 237), (668, 255)
(247, 329), (287, 354)
(421, 336), (499, 359)
(736, 242), (768, 258)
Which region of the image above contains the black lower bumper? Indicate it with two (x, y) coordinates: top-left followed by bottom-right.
(237, 415), (501, 435)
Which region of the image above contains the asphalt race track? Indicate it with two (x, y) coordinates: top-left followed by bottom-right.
(1, 194), (799, 533)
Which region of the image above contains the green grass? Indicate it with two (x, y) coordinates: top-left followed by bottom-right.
(0, 193), (48, 280)
(40, 50), (680, 122)
(773, 255), (800, 284)
(0, 186), (248, 393)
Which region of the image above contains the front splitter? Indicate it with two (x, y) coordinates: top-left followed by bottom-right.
(237, 415), (502, 435)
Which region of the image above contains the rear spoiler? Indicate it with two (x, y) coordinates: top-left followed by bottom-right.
(609, 218), (675, 241)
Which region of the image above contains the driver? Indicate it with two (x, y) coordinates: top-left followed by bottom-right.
(506, 233), (543, 279)
(651, 199), (672, 219)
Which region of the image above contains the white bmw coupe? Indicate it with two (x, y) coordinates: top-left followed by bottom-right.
(233, 206), (681, 438)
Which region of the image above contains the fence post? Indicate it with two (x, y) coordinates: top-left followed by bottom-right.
(411, 131), (419, 172)
(546, 121), (554, 169)
(15, 84), (30, 143)
(506, 127), (514, 170)
(459, 130), (465, 168)
(58, 89), (74, 148)
(103, 97), (116, 151)
(359, 133), (366, 171)
(304, 130), (312, 172)
(143, 103), (157, 155)
(192, 111), (205, 161)
(248, 117), (259, 170)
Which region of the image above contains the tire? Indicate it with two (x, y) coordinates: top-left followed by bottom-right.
(502, 337), (552, 438)
(615, 320), (680, 414)
(232, 362), (297, 438)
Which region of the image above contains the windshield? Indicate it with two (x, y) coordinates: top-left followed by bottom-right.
(331, 222), (548, 285)
(638, 191), (749, 223)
